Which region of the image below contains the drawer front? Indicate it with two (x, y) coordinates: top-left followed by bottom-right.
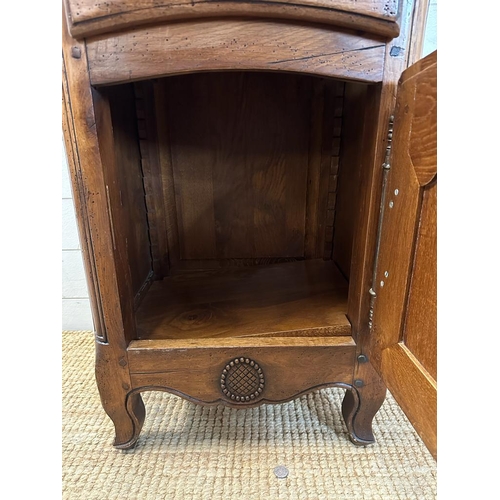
(64, 0), (401, 39)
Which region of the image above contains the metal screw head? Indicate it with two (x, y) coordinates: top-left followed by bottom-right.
(390, 46), (402, 57)
(380, 280), (385, 287)
(354, 379), (364, 388)
(394, 189), (399, 196)
(357, 354), (368, 363)
(71, 46), (81, 59)
(274, 466), (289, 479)
(384, 271), (389, 278)
(389, 201), (394, 208)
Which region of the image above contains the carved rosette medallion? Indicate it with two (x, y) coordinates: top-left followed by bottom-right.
(220, 357), (265, 402)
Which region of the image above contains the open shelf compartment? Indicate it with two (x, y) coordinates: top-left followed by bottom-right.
(99, 70), (372, 345)
(135, 259), (350, 340)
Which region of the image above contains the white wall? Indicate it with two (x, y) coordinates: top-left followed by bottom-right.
(61, 4), (437, 331)
(423, 0), (437, 59)
(62, 139), (94, 330)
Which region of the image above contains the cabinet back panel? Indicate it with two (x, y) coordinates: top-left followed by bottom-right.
(155, 72), (343, 264)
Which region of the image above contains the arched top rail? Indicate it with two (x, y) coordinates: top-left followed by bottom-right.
(65, 0), (401, 40)
(87, 19), (386, 86)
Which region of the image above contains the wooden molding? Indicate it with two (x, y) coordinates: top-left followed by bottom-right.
(64, 0), (402, 40)
(86, 20), (386, 86)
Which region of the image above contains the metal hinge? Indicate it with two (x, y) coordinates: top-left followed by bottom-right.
(368, 115), (394, 330)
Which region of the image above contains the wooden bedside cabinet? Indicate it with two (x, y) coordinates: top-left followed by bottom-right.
(62, 0), (437, 458)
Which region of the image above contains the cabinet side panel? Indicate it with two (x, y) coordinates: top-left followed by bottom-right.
(333, 82), (369, 278)
(346, 0), (418, 343)
(107, 84), (153, 297)
(62, 73), (103, 337)
(135, 81), (170, 278)
(63, 13), (137, 345)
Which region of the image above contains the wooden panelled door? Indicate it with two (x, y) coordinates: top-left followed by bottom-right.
(370, 50), (437, 459)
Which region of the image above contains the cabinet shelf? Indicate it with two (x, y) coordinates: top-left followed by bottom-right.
(135, 260), (350, 341)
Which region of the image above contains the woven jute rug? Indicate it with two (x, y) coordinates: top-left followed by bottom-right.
(62, 331), (436, 500)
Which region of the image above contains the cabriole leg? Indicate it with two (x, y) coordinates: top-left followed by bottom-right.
(341, 360), (386, 444)
(95, 342), (146, 449)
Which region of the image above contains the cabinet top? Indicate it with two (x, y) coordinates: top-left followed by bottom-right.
(64, 0), (402, 39)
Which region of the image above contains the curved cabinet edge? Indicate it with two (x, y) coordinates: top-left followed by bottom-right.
(65, 1), (402, 40)
(127, 382), (352, 409)
(87, 19), (386, 86)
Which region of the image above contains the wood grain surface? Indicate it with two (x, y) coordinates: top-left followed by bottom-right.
(62, 60), (106, 340)
(345, 0), (419, 343)
(63, 12), (137, 346)
(381, 344), (436, 457)
(63, 8), (146, 448)
(371, 52), (437, 354)
(371, 51), (437, 459)
(106, 84), (152, 297)
(134, 81), (170, 278)
(86, 20), (386, 86)
(127, 336), (356, 406)
(159, 72), (315, 262)
(65, 0), (401, 39)
(147, 72), (344, 267)
(136, 260), (350, 340)
(333, 82), (369, 278)
(62, 0), (437, 451)
(403, 182), (436, 379)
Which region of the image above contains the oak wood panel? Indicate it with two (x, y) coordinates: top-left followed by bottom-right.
(333, 82), (369, 278)
(86, 20), (386, 86)
(403, 182), (437, 380)
(371, 50), (437, 458)
(62, 65), (105, 339)
(127, 337), (356, 405)
(304, 80), (325, 259)
(63, 13), (136, 346)
(106, 84), (152, 297)
(316, 82), (342, 259)
(371, 52), (436, 355)
(161, 72), (313, 261)
(92, 89), (142, 325)
(162, 75), (216, 260)
(370, 151), (420, 351)
(323, 84), (345, 259)
(135, 260), (350, 339)
(134, 81), (170, 278)
(304, 80), (344, 259)
(63, 7), (146, 447)
(170, 258), (303, 273)
(67, 0), (400, 24)
(65, 0), (401, 39)
(152, 81), (181, 269)
(129, 335), (356, 350)
(381, 344), (436, 459)
(345, 0), (418, 344)
(408, 56), (437, 185)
